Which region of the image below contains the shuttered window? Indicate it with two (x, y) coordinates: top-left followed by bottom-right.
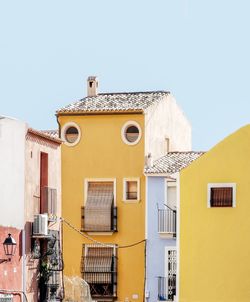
(85, 182), (114, 231)
(210, 187), (233, 207)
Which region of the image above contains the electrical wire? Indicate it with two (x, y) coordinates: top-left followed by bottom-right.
(60, 217), (146, 249)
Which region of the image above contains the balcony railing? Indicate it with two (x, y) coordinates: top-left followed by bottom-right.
(81, 256), (117, 298)
(81, 206), (117, 232)
(158, 207), (176, 237)
(40, 187), (57, 219)
(158, 276), (176, 301)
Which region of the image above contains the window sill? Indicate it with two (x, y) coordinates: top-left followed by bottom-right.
(86, 232), (115, 236)
(123, 199), (141, 203)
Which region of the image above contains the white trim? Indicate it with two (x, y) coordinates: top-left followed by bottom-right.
(122, 177), (140, 203)
(121, 121), (142, 146)
(176, 173), (180, 302)
(84, 178), (117, 206)
(61, 122), (81, 147)
(207, 183), (236, 208)
(84, 243), (116, 256)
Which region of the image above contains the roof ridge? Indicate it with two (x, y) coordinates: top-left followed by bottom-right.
(97, 90), (169, 95)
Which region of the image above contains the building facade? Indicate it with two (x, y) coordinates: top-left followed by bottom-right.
(145, 152), (203, 302)
(179, 125), (250, 302)
(57, 76), (191, 302)
(0, 116), (62, 302)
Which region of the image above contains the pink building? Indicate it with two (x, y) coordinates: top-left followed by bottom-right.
(0, 116), (62, 302)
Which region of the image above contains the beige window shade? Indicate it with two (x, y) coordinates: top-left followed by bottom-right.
(85, 182), (114, 231)
(84, 246), (114, 284)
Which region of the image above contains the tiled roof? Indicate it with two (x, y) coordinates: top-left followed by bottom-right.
(28, 128), (62, 144)
(56, 91), (169, 114)
(144, 151), (205, 174)
(41, 130), (59, 139)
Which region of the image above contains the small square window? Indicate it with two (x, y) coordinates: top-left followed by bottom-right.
(123, 178), (140, 202)
(208, 183), (236, 208)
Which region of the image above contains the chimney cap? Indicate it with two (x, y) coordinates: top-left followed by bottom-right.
(87, 76), (98, 81)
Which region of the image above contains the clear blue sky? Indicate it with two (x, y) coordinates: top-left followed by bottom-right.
(1, 0), (249, 151)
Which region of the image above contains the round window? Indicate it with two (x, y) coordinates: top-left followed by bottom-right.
(121, 121), (142, 145)
(125, 125), (139, 143)
(61, 122), (81, 146)
(65, 126), (79, 143)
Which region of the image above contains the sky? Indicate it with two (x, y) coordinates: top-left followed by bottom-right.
(0, 0), (250, 151)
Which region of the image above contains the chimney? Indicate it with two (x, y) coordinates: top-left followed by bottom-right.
(145, 153), (152, 168)
(87, 76), (98, 97)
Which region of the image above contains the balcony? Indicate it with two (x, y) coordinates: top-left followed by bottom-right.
(158, 206), (176, 238)
(81, 206), (117, 233)
(81, 255), (117, 300)
(40, 187), (57, 221)
(158, 276), (176, 301)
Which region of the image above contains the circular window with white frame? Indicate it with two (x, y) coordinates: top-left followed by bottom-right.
(121, 121), (142, 145)
(61, 122), (81, 146)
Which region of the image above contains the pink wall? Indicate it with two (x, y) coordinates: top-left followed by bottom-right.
(0, 226), (22, 302)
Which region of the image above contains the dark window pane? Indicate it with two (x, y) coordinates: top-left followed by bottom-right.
(125, 126), (139, 143)
(210, 187), (233, 207)
(65, 126), (79, 143)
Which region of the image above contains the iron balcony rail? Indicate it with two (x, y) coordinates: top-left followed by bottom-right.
(81, 256), (117, 298)
(40, 187), (57, 218)
(81, 206), (118, 232)
(158, 208), (176, 236)
(158, 276), (176, 301)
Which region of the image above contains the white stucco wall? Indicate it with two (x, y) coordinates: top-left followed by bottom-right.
(25, 134), (61, 227)
(145, 94), (192, 161)
(0, 116), (27, 229)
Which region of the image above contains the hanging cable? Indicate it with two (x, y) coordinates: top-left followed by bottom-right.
(60, 217), (146, 249)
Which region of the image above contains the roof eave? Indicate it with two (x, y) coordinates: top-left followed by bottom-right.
(27, 128), (62, 144)
(56, 109), (144, 116)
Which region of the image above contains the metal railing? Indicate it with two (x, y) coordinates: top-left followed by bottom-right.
(81, 206), (117, 232)
(158, 276), (176, 301)
(81, 256), (117, 298)
(40, 187), (57, 217)
(158, 207), (176, 236)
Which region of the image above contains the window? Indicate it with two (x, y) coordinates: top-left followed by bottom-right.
(166, 181), (176, 210)
(83, 179), (117, 232)
(121, 121), (142, 145)
(81, 244), (117, 299)
(65, 126), (78, 143)
(123, 178), (140, 202)
(208, 183), (236, 208)
(0, 294), (13, 302)
(61, 122), (81, 146)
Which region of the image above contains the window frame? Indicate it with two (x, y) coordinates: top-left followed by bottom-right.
(123, 178), (140, 203)
(84, 178), (117, 206)
(121, 121), (142, 146)
(61, 122), (81, 147)
(84, 244), (116, 257)
(207, 183), (236, 208)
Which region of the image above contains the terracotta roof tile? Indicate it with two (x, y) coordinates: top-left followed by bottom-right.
(56, 91), (170, 114)
(145, 151), (205, 174)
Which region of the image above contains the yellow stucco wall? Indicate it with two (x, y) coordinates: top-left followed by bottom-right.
(59, 113), (145, 301)
(180, 124), (250, 302)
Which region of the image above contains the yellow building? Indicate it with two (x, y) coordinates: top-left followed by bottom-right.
(179, 124), (250, 302)
(57, 76), (191, 302)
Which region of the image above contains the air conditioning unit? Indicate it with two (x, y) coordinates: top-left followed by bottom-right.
(33, 214), (48, 236)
